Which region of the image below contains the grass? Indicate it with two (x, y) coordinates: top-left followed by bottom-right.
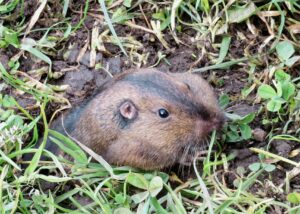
(0, 0), (300, 213)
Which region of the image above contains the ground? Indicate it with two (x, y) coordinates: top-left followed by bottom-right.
(0, 0), (300, 213)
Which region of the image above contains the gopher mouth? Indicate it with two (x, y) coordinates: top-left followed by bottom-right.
(176, 139), (209, 166)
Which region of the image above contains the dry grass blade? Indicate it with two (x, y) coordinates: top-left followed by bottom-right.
(250, 147), (299, 167)
(171, 0), (183, 31)
(24, 0), (48, 36)
(150, 20), (170, 50)
(90, 21), (100, 68)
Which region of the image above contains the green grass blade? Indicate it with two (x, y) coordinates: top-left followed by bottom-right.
(216, 36), (231, 64)
(98, 0), (127, 56)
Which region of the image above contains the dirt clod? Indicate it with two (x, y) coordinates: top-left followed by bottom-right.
(105, 56), (122, 74)
(271, 140), (292, 158)
(232, 148), (259, 169)
(252, 128), (267, 142)
(56, 66), (106, 103)
(0, 50), (9, 70)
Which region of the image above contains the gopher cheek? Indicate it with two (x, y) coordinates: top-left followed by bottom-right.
(103, 140), (177, 169)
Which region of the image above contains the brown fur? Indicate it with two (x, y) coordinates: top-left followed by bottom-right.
(50, 68), (224, 170)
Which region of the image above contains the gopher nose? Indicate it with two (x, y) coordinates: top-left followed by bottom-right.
(206, 113), (225, 132)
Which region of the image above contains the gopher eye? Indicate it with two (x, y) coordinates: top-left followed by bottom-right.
(158, 108), (169, 118)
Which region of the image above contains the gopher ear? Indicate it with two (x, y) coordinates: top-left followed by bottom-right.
(119, 100), (137, 120)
